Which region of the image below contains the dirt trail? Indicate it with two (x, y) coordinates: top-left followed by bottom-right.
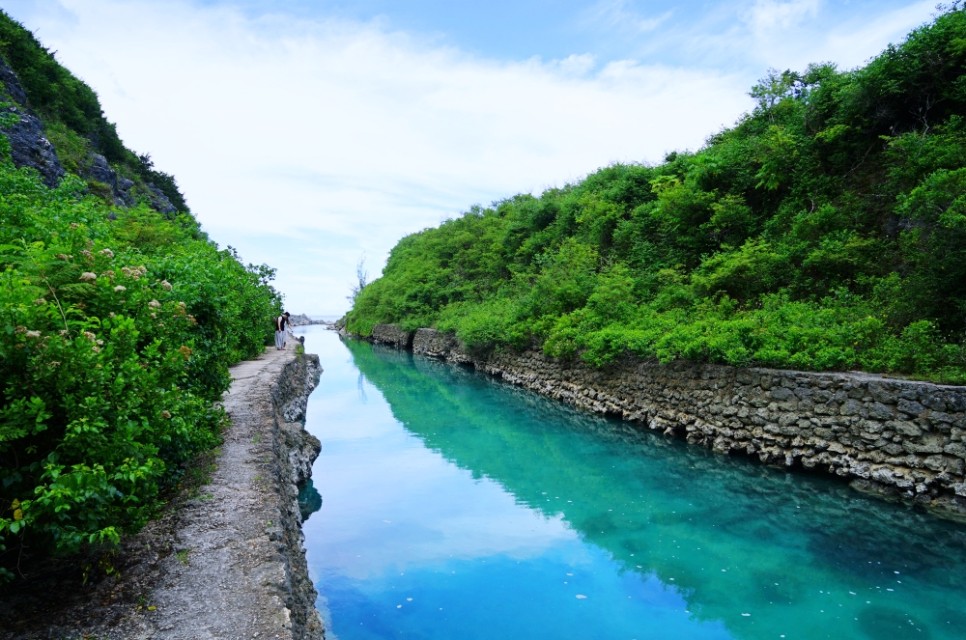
(0, 346), (324, 639)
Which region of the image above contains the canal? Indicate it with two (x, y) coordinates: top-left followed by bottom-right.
(297, 325), (966, 639)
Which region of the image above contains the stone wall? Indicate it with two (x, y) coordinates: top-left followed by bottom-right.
(371, 323), (415, 349)
(269, 353), (325, 639)
(408, 327), (966, 517)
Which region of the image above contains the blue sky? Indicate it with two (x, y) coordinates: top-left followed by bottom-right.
(1, 0), (941, 316)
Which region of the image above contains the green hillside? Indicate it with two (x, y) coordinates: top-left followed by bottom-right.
(0, 12), (281, 580)
(0, 10), (186, 210)
(347, 6), (966, 384)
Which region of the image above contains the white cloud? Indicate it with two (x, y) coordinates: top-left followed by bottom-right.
(743, 0), (822, 33)
(583, 0), (673, 35)
(736, 0), (937, 72)
(546, 53), (598, 76)
(20, 0), (753, 314)
(820, 0), (937, 70)
(2, 0), (940, 315)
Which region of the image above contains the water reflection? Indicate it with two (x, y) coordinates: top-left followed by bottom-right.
(302, 327), (966, 640)
(297, 479), (323, 522)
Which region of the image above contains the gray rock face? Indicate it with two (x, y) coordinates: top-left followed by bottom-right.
(0, 59), (28, 105)
(87, 153), (177, 213)
(413, 327), (474, 364)
(88, 153), (135, 206)
(371, 323), (414, 349)
(146, 183), (177, 214)
(0, 56), (66, 187)
(277, 355), (324, 486)
(0, 58), (178, 214)
(405, 327), (966, 519)
(2, 107), (65, 186)
(288, 313), (317, 326)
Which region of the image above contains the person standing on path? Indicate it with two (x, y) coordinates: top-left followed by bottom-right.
(275, 311), (290, 350)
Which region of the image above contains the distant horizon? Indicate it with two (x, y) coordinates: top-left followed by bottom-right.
(289, 313), (343, 321)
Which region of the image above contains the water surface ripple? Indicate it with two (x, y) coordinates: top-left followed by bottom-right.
(299, 326), (966, 640)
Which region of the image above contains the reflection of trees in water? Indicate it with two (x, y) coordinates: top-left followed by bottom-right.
(298, 479), (323, 522)
(433, 353), (965, 576)
(342, 337), (966, 637)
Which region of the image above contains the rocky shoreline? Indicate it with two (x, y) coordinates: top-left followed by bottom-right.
(366, 324), (966, 520)
(0, 347), (325, 639)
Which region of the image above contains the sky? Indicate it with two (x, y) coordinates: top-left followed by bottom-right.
(1, 0), (943, 317)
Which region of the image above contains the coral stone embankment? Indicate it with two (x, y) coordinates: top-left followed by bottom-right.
(369, 324), (966, 519)
(0, 347), (325, 640)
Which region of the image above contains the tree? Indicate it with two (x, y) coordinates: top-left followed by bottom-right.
(348, 256), (369, 303)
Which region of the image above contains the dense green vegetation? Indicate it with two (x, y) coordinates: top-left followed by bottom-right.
(0, 19), (281, 580)
(348, 5), (966, 384)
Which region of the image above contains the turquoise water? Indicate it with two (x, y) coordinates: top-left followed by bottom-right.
(298, 326), (966, 640)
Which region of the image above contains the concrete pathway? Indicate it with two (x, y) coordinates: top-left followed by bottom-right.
(0, 344), (323, 640)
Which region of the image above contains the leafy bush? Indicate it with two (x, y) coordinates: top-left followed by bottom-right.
(0, 158), (281, 580)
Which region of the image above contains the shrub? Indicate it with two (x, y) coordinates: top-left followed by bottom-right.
(0, 158), (280, 580)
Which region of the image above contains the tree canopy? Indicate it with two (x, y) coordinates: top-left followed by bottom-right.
(347, 5), (966, 384)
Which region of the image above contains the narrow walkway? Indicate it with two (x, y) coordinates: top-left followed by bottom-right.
(131, 346), (300, 639)
(0, 344), (316, 640)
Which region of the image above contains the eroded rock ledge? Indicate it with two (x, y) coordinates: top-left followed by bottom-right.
(371, 324), (966, 519)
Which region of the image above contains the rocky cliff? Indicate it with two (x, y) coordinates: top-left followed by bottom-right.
(0, 48), (177, 212)
(370, 324), (966, 519)
(0, 56), (64, 186)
